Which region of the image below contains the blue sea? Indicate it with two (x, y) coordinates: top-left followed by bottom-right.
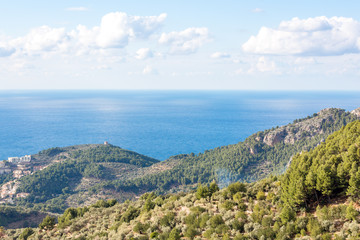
(0, 90), (359, 161)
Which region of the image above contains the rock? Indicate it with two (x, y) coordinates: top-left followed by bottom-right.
(351, 107), (360, 117)
(263, 129), (287, 146)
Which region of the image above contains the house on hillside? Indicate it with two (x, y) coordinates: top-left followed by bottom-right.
(8, 155), (31, 164)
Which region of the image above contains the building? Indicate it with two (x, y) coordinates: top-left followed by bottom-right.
(8, 155), (31, 164)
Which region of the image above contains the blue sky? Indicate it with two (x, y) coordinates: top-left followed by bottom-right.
(1, 0), (360, 90)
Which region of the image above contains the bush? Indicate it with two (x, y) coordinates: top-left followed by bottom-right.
(228, 182), (247, 196)
(280, 206), (295, 224)
(346, 203), (359, 221)
(19, 228), (34, 240)
(120, 206), (140, 223)
(160, 212), (175, 227)
(256, 191), (266, 200)
(39, 215), (56, 230)
(307, 217), (322, 237)
(185, 225), (198, 239)
(168, 228), (181, 240)
(210, 215), (225, 228)
(221, 200), (235, 210)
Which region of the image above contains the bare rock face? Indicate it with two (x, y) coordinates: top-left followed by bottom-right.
(263, 129), (287, 146)
(351, 107), (360, 117)
(262, 108), (346, 147)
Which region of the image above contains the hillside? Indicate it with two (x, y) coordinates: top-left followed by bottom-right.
(0, 108), (358, 219)
(4, 120), (360, 240)
(99, 108), (359, 195)
(0, 144), (161, 214)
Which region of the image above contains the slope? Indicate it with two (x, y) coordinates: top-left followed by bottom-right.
(5, 120), (360, 240)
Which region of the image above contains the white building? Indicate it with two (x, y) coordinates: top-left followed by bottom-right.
(8, 155), (31, 164)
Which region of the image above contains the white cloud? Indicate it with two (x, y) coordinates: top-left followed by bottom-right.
(294, 57), (316, 65)
(96, 12), (166, 48)
(247, 56), (279, 74)
(252, 8), (264, 13)
(242, 16), (360, 56)
(256, 56), (277, 72)
(211, 52), (230, 59)
(159, 27), (210, 54)
(1, 12), (167, 57)
(12, 26), (67, 56)
(66, 7), (88, 12)
(143, 65), (158, 75)
(135, 48), (153, 60)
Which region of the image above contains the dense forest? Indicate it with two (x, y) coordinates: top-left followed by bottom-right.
(281, 120), (360, 209)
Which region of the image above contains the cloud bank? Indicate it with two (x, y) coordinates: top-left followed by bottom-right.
(0, 12), (167, 57)
(242, 16), (360, 56)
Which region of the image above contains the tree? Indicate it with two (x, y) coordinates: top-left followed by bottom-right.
(280, 206), (295, 224)
(39, 215), (56, 230)
(19, 228), (34, 240)
(168, 228), (181, 240)
(196, 184), (211, 200)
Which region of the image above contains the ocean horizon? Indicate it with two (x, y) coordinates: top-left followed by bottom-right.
(1, 90), (360, 161)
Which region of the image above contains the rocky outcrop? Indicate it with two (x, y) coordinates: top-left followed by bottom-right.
(263, 129), (287, 146)
(260, 108), (355, 147)
(351, 107), (360, 117)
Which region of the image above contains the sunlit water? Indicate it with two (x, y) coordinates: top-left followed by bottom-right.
(0, 90), (359, 160)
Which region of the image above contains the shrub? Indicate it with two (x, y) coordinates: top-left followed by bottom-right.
(228, 182), (247, 196)
(221, 200), (235, 210)
(210, 215), (225, 228)
(160, 212), (175, 227)
(185, 225), (198, 239)
(256, 191), (266, 200)
(346, 203), (359, 221)
(307, 217), (322, 237)
(19, 228), (34, 240)
(121, 206), (140, 223)
(168, 228), (181, 240)
(39, 215), (56, 230)
(280, 206), (295, 224)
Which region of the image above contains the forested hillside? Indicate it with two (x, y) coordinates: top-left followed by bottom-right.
(1, 108), (358, 217)
(4, 120), (360, 240)
(281, 120), (360, 209)
(99, 108), (359, 195)
(13, 144), (160, 213)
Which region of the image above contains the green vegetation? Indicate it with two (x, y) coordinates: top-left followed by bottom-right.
(0, 172), (14, 186)
(1, 107), (359, 239)
(0, 206), (40, 228)
(70, 145), (159, 167)
(281, 120), (360, 209)
(101, 108), (358, 194)
(14, 144), (159, 212)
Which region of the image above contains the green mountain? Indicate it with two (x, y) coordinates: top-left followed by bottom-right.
(4, 121), (360, 239)
(100, 108), (359, 195)
(0, 108), (359, 218)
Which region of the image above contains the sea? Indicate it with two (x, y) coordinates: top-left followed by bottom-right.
(0, 90), (359, 161)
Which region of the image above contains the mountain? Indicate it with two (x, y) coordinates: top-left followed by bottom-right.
(4, 120), (360, 239)
(0, 144), (161, 213)
(0, 108), (359, 217)
(100, 108), (360, 195)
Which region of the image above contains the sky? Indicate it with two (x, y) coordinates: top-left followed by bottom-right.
(1, 0), (360, 90)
